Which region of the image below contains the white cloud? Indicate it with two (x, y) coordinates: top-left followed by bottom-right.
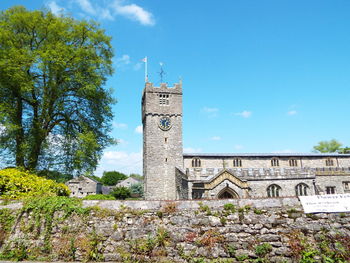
(75, 0), (96, 15)
(183, 147), (202, 153)
(202, 107), (219, 118)
(116, 54), (131, 66)
(135, 125), (143, 134)
(202, 107), (218, 113)
(116, 138), (128, 145)
(133, 62), (142, 71)
(235, 110), (252, 118)
(111, 0), (155, 26)
(113, 122), (128, 129)
(234, 144), (243, 150)
(211, 136), (221, 141)
(51, 0), (154, 25)
(95, 150), (142, 175)
(47, 1), (65, 15)
(287, 110), (297, 116)
(100, 8), (114, 20)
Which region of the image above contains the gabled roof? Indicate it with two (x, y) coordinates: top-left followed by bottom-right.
(66, 175), (101, 184)
(193, 169), (249, 190)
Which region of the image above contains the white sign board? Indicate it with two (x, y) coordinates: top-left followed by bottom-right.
(299, 194), (350, 213)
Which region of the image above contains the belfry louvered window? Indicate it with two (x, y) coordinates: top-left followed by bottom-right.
(159, 93), (169, 105)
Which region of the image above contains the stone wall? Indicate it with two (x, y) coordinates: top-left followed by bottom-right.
(1, 198), (349, 262)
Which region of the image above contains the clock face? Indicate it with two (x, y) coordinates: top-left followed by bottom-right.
(159, 116), (172, 131)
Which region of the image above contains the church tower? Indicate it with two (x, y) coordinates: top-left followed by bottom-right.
(142, 82), (183, 200)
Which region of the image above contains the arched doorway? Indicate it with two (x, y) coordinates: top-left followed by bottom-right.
(217, 187), (239, 199)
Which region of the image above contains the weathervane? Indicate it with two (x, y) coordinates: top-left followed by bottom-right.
(158, 62), (166, 83)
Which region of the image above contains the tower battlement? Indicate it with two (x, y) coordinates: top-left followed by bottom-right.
(143, 82), (182, 95)
(142, 81), (183, 122)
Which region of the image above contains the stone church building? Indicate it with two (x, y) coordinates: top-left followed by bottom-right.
(142, 82), (350, 200)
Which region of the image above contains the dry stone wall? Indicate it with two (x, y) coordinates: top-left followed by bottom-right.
(0, 198), (349, 262)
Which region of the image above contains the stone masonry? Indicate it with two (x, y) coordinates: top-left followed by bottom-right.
(1, 199), (350, 262)
(142, 82), (184, 200)
(142, 81), (350, 200)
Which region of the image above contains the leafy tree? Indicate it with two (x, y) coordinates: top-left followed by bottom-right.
(129, 173), (144, 181)
(101, 170), (127, 186)
(86, 175), (102, 183)
(37, 170), (73, 183)
(313, 139), (342, 153)
(339, 147), (350, 154)
(110, 186), (131, 200)
(130, 182), (144, 197)
(0, 6), (114, 175)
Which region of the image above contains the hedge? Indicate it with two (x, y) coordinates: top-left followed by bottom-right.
(0, 168), (70, 199)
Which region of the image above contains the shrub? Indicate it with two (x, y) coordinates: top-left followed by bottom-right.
(0, 168), (70, 199)
(130, 183), (144, 197)
(223, 203), (236, 212)
(83, 194), (115, 200)
(255, 243), (272, 257)
(162, 202), (177, 213)
(254, 208), (263, 214)
(110, 186), (131, 200)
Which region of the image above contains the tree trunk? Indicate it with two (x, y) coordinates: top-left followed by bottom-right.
(27, 103), (45, 170)
(14, 96), (25, 167)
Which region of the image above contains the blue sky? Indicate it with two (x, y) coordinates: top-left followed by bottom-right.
(1, 0), (350, 176)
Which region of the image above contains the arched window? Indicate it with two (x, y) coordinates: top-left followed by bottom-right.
(192, 158), (201, 167)
(325, 158), (334, 166)
(289, 158), (298, 167)
(271, 158), (279, 167)
(295, 183), (309, 196)
(233, 158), (242, 167)
(267, 184), (281, 197)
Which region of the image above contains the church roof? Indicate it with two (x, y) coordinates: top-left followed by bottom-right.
(183, 152), (350, 158)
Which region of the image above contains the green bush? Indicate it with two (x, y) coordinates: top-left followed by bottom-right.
(0, 168), (70, 199)
(83, 194), (115, 200)
(255, 243), (272, 257)
(223, 203), (236, 212)
(101, 171), (127, 186)
(110, 186), (131, 200)
(130, 183), (144, 197)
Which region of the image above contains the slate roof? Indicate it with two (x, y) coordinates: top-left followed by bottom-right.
(183, 153), (350, 158)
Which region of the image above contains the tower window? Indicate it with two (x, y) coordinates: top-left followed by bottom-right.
(271, 158), (279, 167)
(343, 181), (350, 192)
(267, 184), (281, 197)
(165, 137), (168, 143)
(159, 93), (169, 106)
(233, 158), (242, 167)
(165, 158), (168, 162)
(289, 158), (298, 167)
(325, 158), (334, 166)
(192, 158), (201, 167)
(295, 183), (308, 196)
